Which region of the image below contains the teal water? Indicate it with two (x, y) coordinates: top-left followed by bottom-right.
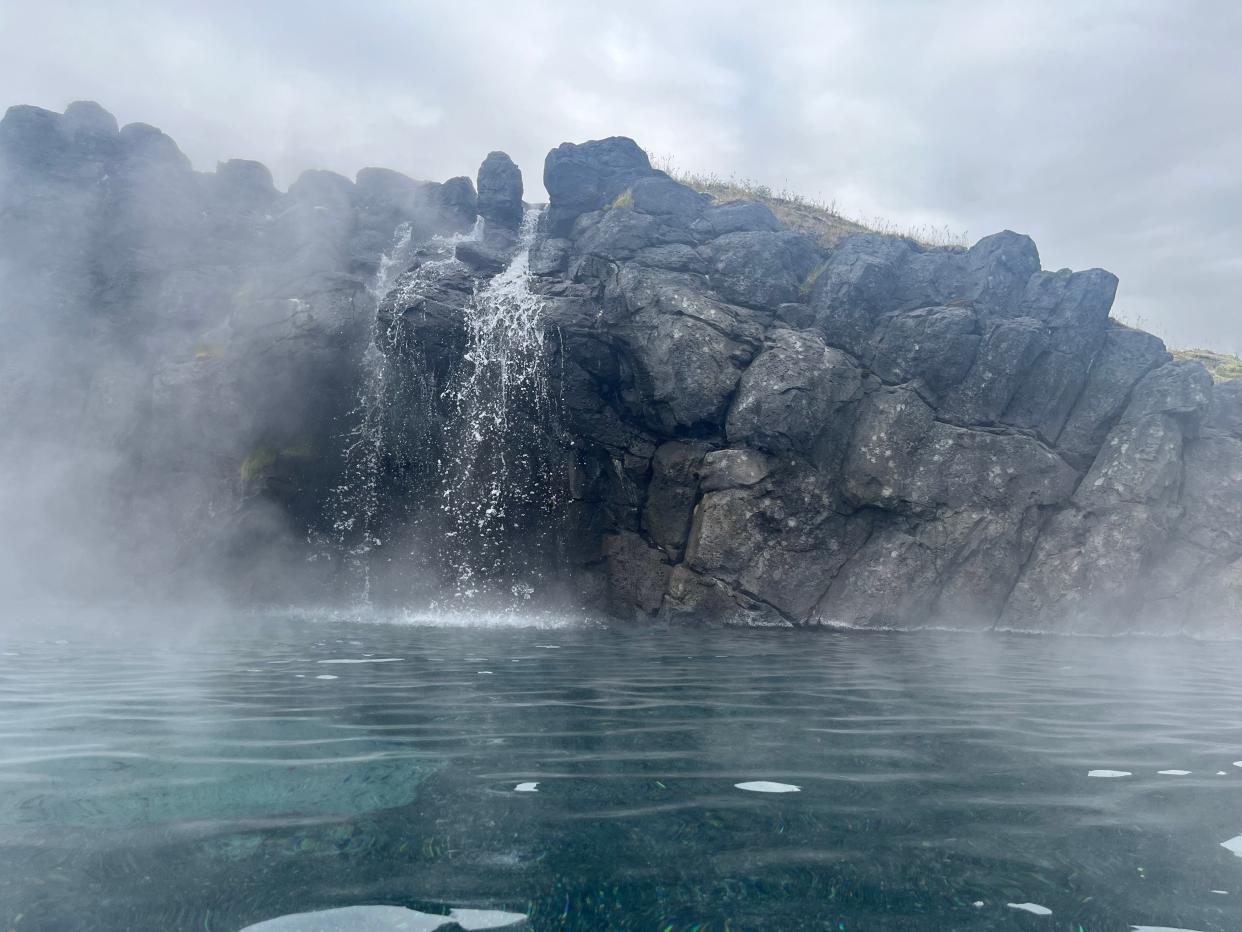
(2, 614), (1241, 931)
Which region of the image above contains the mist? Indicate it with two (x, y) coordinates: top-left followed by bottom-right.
(4, 10), (1242, 927)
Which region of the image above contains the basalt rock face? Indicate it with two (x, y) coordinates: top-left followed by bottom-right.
(377, 135), (1239, 635)
(4, 106), (1240, 634)
(0, 101), (477, 602)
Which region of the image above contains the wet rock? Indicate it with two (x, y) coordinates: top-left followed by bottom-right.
(602, 531), (671, 617)
(642, 441), (713, 559)
(685, 468), (870, 619)
(699, 448), (776, 492)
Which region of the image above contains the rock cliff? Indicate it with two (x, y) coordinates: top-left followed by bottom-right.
(2, 102), (1239, 634)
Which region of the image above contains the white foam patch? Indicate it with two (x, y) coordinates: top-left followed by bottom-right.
(317, 658), (403, 664)
(1211, 889), (1228, 894)
(315, 675), (339, 680)
(1157, 770), (1191, 775)
(1218, 771), (1228, 775)
(1220, 834), (1242, 856)
(449, 909), (527, 929)
(1130, 926), (1206, 931)
(735, 781), (801, 793)
(240, 905), (525, 931)
(1088, 770), (1132, 778)
(1007, 902), (1052, 916)
(1234, 761), (1242, 768)
(536, 645), (560, 649)
(514, 782), (538, 793)
(478, 671), (494, 675)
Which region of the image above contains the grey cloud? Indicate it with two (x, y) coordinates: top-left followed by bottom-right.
(1, 0), (1238, 348)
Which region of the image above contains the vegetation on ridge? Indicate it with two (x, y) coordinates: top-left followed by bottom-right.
(652, 154), (969, 249)
(1172, 348), (1242, 381)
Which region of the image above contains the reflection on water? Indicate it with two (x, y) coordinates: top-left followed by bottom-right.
(2, 616), (1241, 930)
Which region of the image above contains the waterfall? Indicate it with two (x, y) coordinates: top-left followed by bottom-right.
(330, 218), (482, 604)
(440, 208), (555, 599)
(331, 209), (557, 608)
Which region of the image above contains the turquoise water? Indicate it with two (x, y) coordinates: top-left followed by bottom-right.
(2, 614), (1241, 930)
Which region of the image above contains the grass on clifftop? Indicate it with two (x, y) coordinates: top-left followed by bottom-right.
(1172, 348), (1242, 381)
(659, 160), (969, 249)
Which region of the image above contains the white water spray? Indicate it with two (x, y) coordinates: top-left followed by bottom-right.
(330, 218), (483, 602)
(441, 208), (555, 598)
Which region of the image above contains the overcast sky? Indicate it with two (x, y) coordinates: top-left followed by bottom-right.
(2, 0), (1238, 350)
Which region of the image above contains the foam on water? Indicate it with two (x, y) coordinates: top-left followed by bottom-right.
(735, 781), (801, 793)
(1007, 902), (1052, 916)
(1088, 770), (1132, 778)
(317, 658), (404, 664)
(241, 905), (526, 931)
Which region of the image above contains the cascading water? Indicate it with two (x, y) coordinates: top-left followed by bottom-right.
(331, 209), (560, 608)
(330, 218), (482, 603)
(439, 208), (557, 599)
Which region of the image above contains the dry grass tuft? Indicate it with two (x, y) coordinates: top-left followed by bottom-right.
(1172, 348), (1242, 382)
(652, 155), (969, 250)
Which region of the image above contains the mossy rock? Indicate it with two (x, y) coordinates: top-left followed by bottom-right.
(608, 188), (634, 210)
(239, 445), (278, 482)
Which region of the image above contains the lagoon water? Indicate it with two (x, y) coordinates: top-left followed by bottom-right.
(2, 614), (1241, 931)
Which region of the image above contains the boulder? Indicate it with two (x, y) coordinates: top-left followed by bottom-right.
(476, 151), (524, 231)
(544, 136), (655, 235)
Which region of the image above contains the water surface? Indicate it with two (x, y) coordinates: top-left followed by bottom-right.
(2, 614), (1241, 930)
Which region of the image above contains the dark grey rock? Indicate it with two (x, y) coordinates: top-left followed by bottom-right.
(659, 565), (791, 626)
(628, 174), (708, 219)
(476, 151), (523, 231)
(686, 468), (870, 619)
(1121, 360), (1214, 430)
(642, 441), (713, 559)
(695, 201), (781, 236)
(1056, 323), (1171, 468)
(602, 531), (671, 617)
(816, 524), (941, 629)
(543, 136), (654, 235)
(699, 448), (776, 492)
(865, 306), (980, 397)
(705, 231), (821, 310)
(1206, 379), (1242, 438)
(726, 329), (863, 460)
(843, 387), (1077, 515)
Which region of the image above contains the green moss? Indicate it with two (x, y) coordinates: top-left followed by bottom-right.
(239, 439), (318, 482)
(608, 188), (634, 210)
(1173, 348), (1242, 382)
(239, 445), (278, 482)
(799, 260), (829, 296)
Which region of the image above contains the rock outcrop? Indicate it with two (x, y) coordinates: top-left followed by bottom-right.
(374, 135), (1240, 635)
(3, 103), (1239, 635)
